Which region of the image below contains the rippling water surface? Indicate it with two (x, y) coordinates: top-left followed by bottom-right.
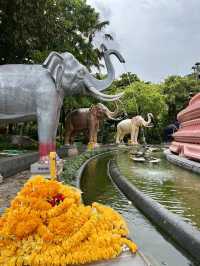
(81, 153), (194, 266)
(116, 150), (200, 229)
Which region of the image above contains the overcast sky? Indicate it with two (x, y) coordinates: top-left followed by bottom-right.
(87, 0), (200, 83)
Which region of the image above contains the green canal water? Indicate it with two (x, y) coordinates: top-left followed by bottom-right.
(80, 152), (195, 266)
(116, 150), (200, 229)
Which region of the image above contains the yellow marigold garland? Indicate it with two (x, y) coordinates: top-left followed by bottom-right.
(0, 175), (137, 265)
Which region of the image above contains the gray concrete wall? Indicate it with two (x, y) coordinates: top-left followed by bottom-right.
(0, 147), (71, 178)
(0, 152), (38, 177)
(0, 145), (118, 178)
(108, 160), (200, 264)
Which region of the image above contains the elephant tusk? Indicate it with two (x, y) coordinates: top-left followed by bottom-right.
(94, 94), (123, 102)
(88, 86), (124, 101)
(92, 94), (122, 102)
(109, 101), (119, 117)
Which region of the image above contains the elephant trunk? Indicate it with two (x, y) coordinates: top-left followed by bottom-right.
(84, 47), (125, 92)
(144, 113), (153, 127)
(105, 102), (119, 118)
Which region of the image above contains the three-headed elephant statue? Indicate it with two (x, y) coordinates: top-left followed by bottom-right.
(0, 47), (125, 160)
(64, 103), (119, 146)
(116, 113), (153, 144)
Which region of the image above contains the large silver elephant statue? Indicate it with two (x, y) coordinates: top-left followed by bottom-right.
(0, 48), (125, 159)
(64, 103), (119, 146)
(116, 113), (153, 144)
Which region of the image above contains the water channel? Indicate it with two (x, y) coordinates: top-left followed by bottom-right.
(117, 150), (200, 229)
(80, 151), (197, 266)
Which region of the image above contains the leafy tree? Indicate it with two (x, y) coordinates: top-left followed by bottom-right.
(162, 75), (200, 125)
(106, 75), (167, 143)
(0, 0), (111, 68)
(108, 74), (166, 119)
(109, 72), (200, 143)
(122, 82), (166, 118)
(112, 72), (140, 89)
(0, 0), (114, 145)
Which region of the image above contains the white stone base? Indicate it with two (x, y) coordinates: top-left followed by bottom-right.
(30, 160), (63, 179)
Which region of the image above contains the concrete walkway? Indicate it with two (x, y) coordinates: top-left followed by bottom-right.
(0, 170), (30, 214)
(88, 251), (152, 266)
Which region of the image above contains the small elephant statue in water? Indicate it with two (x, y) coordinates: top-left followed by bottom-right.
(116, 113), (153, 144)
(64, 103), (119, 146)
(0, 47), (125, 160)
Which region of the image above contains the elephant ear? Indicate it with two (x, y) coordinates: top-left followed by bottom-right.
(131, 116), (141, 126)
(43, 52), (64, 92)
(90, 105), (97, 116)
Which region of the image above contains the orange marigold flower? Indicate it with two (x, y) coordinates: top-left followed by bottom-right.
(0, 175), (137, 265)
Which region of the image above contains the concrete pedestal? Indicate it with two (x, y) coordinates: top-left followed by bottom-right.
(30, 159), (63, 179)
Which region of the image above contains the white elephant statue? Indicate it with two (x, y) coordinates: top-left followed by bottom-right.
(116, 113), (153, 144)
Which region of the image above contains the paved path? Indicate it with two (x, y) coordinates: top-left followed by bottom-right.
(0, 171), (30, 214)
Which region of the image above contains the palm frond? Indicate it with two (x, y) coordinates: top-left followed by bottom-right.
(94, 20), (109, 31)
(104, 33), (113, 40)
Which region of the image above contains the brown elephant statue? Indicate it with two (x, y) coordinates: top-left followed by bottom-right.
(64, 103), (119, 146)
(116, 113), (154, 144)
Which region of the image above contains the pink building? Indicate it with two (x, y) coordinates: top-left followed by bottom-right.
(170, 93), (200, 161)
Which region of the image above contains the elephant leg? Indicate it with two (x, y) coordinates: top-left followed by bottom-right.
(116, 129), (120, 144)
(69, 131), (76, 145)
(53, 106), (61, 140)
(93, 122), (99, 144)
(131, 127), (136, 144)
(37, 107), (60, 160)
(89, 123), (96, 143)
(48, 105), (62, 153)
(118, 131), (122, 143)
(64, 132), (71, 145)
(64, 119), (74, 145)
(134, 127), (139, 144)
(93, 131), (98, 144)
(65, 127), (72, 145)
(116, 127), (122, 144)
(120, 133), (125, 143)
(89, 128), (94, 143)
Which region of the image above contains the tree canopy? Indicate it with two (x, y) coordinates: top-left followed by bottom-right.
(104, 71), (200, 143)
(162, 75), (200, 124)
(0, 1), (199, 144)
(0, 0), (110, 68)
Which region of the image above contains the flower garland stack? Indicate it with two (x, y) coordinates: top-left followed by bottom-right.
(0, 176), (137, 265)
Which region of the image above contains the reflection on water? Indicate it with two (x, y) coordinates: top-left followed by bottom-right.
(116, 151), (200, 229)
(81, 154), (193, 266)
